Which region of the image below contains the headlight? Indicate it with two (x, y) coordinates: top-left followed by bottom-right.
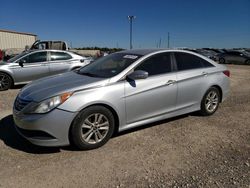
(25, 92), (72, 114)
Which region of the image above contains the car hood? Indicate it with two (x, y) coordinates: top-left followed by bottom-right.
(18, 71), (109, 102)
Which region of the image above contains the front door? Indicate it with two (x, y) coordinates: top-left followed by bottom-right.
(125, 52), (177, 124)
(13, 51), (49, 83)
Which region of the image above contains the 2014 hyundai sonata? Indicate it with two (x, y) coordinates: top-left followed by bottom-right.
(13, 49), (230, 150)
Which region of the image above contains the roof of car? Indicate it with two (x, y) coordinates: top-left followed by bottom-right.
(27, 49), (70, 53)
(120, 49), (163, 55)
(119, 48), (202, 56)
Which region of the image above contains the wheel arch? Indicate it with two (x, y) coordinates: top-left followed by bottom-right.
(70, 66), (81, 71)
(68, 103), (120, 141)
(219, 57), (226, 64)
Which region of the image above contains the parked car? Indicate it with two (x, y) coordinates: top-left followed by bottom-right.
(13, 49), (230, 150)
(202, 48), (227, 54)
(218, 50), (250, 65)
(0, 49), (90, 90)
(188, 49), (218, 61)
(71, 52), (95, 64)
(84, 56), (95, 64)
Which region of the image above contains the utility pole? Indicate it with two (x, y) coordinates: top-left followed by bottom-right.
(167, 32), (170, 48)
(128, 16), (136, 49)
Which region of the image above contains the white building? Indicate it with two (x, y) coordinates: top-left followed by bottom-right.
(0, 29), (37, 50)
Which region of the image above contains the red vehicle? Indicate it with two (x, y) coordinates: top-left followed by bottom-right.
(0, 49), (3, 61)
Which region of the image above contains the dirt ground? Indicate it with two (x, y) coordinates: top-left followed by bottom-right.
(0, 65), (249, 188)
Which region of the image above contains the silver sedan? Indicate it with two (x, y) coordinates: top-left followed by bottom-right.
(0, 49), (89, 90)
(13, 49), (230, 150)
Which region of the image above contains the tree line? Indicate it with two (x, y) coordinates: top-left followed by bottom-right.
(75, 47), (124, 53)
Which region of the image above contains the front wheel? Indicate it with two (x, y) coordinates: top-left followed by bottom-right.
(0, 72), (13, 91)
(219, 58), (225, 64)
(200, 87), (220, 116)
(70, 106), (115, 150)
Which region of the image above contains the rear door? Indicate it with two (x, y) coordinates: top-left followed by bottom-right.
(125, 52), (177, 124)
(48, 51), (73, 75)
(13, 51), (49, 83)
(173, 52), (215, 110)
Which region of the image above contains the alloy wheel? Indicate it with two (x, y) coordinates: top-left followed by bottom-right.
(0, 73), (11, 90)
(219, 58), (225, 64)
(205, 91), (219, 113)
(81, 113), (110, 144)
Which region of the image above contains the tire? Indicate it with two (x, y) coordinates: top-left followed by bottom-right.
(200, 87), (220, 116)
(219, 58), (225, 64)
(70, 105), (115, 150)
(0, 72), (13, 91)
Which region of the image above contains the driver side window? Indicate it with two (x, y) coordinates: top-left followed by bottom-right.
(135, 52), (172, 76)
(21, 52), (47, 63)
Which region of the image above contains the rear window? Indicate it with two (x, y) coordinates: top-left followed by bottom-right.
(175, 52), (214, 71)
(50, 52), (72, 61)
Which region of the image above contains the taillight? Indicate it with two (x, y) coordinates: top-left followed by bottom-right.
(223, 70), (230, 77)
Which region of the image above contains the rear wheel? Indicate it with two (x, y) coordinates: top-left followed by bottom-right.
(70, 106), (115, 150)
(0, 72), (12, 91)
(245, 59), (250, 65)
(219, 58), (225, 64)
(200, 87), (220, 116)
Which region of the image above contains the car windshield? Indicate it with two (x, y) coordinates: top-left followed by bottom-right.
(7, 51), (29, 63)
(77, 53), (142, 78)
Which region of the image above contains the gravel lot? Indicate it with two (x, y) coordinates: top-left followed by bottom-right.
(0, 65), (249, 188)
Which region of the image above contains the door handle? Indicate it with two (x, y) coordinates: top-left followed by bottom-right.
(202, 72), (208, 76)
(165, 80), (176, 85)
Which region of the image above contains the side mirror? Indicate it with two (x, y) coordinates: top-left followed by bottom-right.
(19, 59), (26, 67)
(127, 70), (148, 80)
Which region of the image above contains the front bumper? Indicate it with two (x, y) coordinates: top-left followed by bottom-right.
(13, 108), (77, 147)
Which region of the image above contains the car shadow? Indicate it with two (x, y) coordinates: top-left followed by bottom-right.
(0, 112), (200, 154)
(12, 84), (25, 90)
(0, 115), (61, 154)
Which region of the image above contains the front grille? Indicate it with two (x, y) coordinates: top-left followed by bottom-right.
(14, 97), (31, 111)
